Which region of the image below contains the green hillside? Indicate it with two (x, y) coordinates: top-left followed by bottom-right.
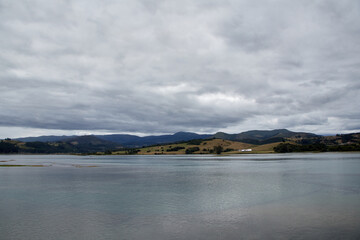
(0, 136), (122, 154)
(213, 129), (317, 144)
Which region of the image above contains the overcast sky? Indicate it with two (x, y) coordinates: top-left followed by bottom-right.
(1, 0), (359, 138)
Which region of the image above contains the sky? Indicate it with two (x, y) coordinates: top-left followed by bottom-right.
(0, 0), (360, 138)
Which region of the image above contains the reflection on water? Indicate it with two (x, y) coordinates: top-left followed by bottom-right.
(1, 153), (360, 239)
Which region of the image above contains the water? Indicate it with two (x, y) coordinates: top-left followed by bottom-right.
(1, 153), (360, 239)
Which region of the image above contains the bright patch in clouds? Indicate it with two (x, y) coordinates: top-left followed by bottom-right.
(197, 93), (255, 105)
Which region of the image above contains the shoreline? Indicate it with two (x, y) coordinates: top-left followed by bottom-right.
(1, 151), (360, 156)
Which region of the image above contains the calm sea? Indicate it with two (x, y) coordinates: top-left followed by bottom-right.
(1, 153), (360, 240)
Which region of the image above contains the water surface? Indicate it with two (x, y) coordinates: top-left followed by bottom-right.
(1, 153), (360, 239)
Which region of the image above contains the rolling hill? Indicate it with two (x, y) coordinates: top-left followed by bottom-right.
(111, 138), (277, 155)
(213, 129), (318, 144)
(0, 135), (121, 154)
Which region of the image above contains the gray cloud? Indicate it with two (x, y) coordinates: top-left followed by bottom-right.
(0, 0), (359, 137)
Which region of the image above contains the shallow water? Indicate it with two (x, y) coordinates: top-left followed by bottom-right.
(1, 153), (360, 239)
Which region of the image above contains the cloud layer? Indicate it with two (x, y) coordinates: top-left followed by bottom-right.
(1, 0), (360, 137)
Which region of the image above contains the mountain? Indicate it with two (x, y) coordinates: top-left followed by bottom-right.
(13, 132), (212, 148)
(96, 134), (142, 144)
(16, 135), (73, 142)
(213, 129), (318, 145)
(61, 135), (122, 153)
(97, 132), (212, 147)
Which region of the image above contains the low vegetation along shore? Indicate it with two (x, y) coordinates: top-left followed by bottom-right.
(0, 165), (45, 167)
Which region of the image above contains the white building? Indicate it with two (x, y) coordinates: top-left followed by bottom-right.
(240, 149), (252, 152)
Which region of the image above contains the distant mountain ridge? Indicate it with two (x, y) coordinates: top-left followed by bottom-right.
(64, 135), (119, 146)
(15, 132), (213, 148)
(3, 130), (360, 154)
(97, 132), (212, 147)
(13, 129), (317, 147)
(16, 135), (74, 142)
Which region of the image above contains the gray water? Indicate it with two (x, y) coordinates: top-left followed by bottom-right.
(1, 153), (360, 240)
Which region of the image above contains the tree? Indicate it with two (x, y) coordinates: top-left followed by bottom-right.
(125, 148), (140, 154)
(104, 150), (112, 155)
(213, 145), (223, 154)
(0, 141), (19, 153)
(185, 147), (200, 154)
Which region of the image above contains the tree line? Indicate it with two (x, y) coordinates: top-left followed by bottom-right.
(274, 143), (360, 153)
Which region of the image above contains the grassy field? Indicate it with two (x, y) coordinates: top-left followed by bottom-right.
(249, 142), (284, 153)
(111, 138), (281, 155)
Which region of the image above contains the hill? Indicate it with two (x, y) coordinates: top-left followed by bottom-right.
(0, 135), (121, 154)
(213, 129), (317, 144)
(109, 132), (360, 155)
(274, 132), (360, 153)
(321, 132), (360, 145)
(110, 138), (280, 155)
